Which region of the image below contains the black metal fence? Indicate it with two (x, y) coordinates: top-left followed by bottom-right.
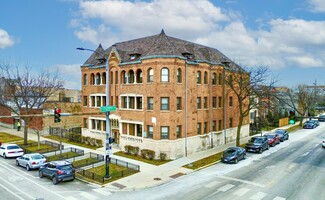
(21, 140), (64, 154)
(49, 126), (81, 135)
(45, 147), (84, 161)
(72, 152), (104, 168)
(111, 157), (140, 171)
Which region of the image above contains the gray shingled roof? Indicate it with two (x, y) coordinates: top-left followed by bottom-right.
(83, 30), (234, 67)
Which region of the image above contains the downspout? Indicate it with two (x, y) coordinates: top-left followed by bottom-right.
(185, 60), (188, 157)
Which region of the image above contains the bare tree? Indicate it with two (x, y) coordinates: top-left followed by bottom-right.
(277, 84), (314, 126)
(0, 63), (63, 145)
(223, 64), (275, 146)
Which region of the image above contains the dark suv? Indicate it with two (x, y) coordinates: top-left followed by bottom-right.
(39, 161), (75, 185)
(274, 129), (289, 141)
(245, 136), (269, 153)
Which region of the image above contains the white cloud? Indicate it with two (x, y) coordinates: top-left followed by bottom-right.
(51, 64), (81, 90)
(71, 0), (325, 70)
(0, 28), (15, 49)
(308, 0), (325, 13)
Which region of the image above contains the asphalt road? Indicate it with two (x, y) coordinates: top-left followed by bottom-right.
(0, 123), (324, 200)
(112, 122), (325, 200)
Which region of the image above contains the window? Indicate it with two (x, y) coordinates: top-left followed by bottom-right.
(122, 71), (127, 84)
(197, 123), (201, 135)
(110, 71), (113, 84)
(96, 73), (100, 85)
(177, 68), (182, 83)
(229, 118), (233, 128)
(129, 124), (135, 136)
(91, 96), (95, 107)
(148, 68), (154, 82)
(204, 122), (208, 133)
(102, 72), (106, 84)
(115, 71), (118, 84)
(83, 118), (88, 128)
(136, 69), (143, 83)
(176, 125), (181, 138)
(96, 96), (101, 107)
(148, 97), (154, 110)
(83, 74), (88, 85)
(83, 96), (88, 106)
(213, 97), (216, 108)
(212, 73), (216, 85)
(197, 97), (202, 109)
(177, 97), (182, 110)
(103, 96), (106, 106)
(91, 73), (95, 85)
(161, 126), (169, 139)
(229, 96), (233, 107)
(115, 96), (118, 108)
(161, 97), (169, 110)
(204, 71), (208, 84)
(218, 120), (222, 130)
(129, 70), (134, 83)
(197, 71), (201, 84)
(218, 73), (222, 85)
(136, 124), (142, 137)
(161, 68), (169, 82)
(147, 125), (153, 138)
(212, 120), (216, 131)
(204, 97), (208, 109)
(218, 97), (222, 108)
(122, 97), (127, 108)
(129, 97), (135, 109)
(136, 97), (142, 109)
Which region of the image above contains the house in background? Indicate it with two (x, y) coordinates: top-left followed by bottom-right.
(80, 30), (250, 159)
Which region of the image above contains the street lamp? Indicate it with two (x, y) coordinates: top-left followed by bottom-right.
(221, 60), (230, 145)
(77, 47), (111, 178)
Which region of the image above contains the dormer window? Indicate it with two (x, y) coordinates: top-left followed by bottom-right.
(182, 52), (193, 59)
(130, 54), (137, 60)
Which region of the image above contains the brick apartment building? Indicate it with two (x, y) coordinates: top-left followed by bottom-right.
(80, 30), (249, 159)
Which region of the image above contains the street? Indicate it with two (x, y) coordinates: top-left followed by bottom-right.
(0, 123), (324, 200)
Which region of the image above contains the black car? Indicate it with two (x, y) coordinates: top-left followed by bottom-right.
(245, 136), (269, 153)
(221, 147), (246, 164)
(306, 120), (319, 127)
(303, 122), (316, 129)
(274, 129), (289, 141)
(318, 115), (325, 122)
(39, 161), (75, 185)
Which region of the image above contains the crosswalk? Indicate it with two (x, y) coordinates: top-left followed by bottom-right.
(65, 188), (112, 200)
(204, 182), (286, 200)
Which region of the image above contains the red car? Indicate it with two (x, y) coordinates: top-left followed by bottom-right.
(264, 133), (280, 147)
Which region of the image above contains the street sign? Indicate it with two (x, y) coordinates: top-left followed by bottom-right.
(100, 106), (116, 112)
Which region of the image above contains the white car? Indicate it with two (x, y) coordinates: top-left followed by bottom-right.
(322, 140), (325, 148)
(0, 144), (24, 158)
(16, 153), (47, 171)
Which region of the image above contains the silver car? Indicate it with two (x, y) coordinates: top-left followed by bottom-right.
(16, 153), (47, 171)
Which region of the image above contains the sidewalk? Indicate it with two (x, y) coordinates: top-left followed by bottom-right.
(0, 123), (298, 191)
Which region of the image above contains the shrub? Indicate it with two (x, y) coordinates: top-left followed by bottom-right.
(89, 138), (96, 146)
(125, 145), (132, 154)
(160, 153), (167, 161)
(140, 149), (155, 160)
(96, 139), (103, 147)
(84, 136), (91, 145)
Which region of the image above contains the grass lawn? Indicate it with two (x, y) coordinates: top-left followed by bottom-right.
(114, 151), (171, 166)
(77, 163), (138, 184)
(72, 157), (99, 168)
(0, 132), (23, 143)
(44, 135), (99, 150)
(183, 152), (223, 170)
(46, 151), (80, 161)
(287, 125), (302, 133)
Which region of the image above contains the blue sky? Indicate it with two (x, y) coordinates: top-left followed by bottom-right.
(1, 0), (325, 90)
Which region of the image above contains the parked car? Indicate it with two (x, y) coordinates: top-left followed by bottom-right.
(39, 161), (75, 185)
(322, 139), (325, 148)
(318, 115), (325, 122)
(303, 122), (316, 129)
(16, 153), (47, 171)
(245, 136), (270, 153)
(306, 120), (319, 127)
(274, 129), (289, 141)
(264, 133), (280, 147)
(0, 143), (24, 158)
(221, 147), (246, 164)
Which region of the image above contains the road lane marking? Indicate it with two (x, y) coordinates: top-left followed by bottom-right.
(301, 152), (310, 157)
(234, 187), (250, 196)
(205, 181), (220, 188)
(250, 192), (267, 200)
(273, 197), (286, 200)
(65, 196), (78, 200)
(0, 177), (34, 199)
(0, 183), (27, 200)
(93, 188), (112, 196)
(217, 175), (265, 187)
(80, 192), (98, 199)
(218, 184), (235, 192)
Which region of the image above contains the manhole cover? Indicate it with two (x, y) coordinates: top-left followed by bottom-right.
(154, 177), (161, 181)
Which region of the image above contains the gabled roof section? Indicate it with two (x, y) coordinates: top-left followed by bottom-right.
(83, 31), (239, 69)
(84, 44), (108, 66)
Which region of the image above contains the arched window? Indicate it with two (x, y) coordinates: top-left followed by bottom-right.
(83, 74), (88, 85)
(115, 71), (118, 84)
(197, 71), (201, 84)
(95, 73), (100, 85)
(90, 73), (95, 85)
(212, 73), (216, 85)
(110, 71), (113, 84)
(161, 67), (169, 82)
(121, 71), (127, 84)
(136, 69), (143, 83)
(177, 68), (182, 83)
(129, 70), (134, 83)
(204, 71), (208, 84)
(102, 72), (106, 84)
(147, 68), (154, 83)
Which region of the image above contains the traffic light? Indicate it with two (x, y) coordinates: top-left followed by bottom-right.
(54, 107), (61, 123)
